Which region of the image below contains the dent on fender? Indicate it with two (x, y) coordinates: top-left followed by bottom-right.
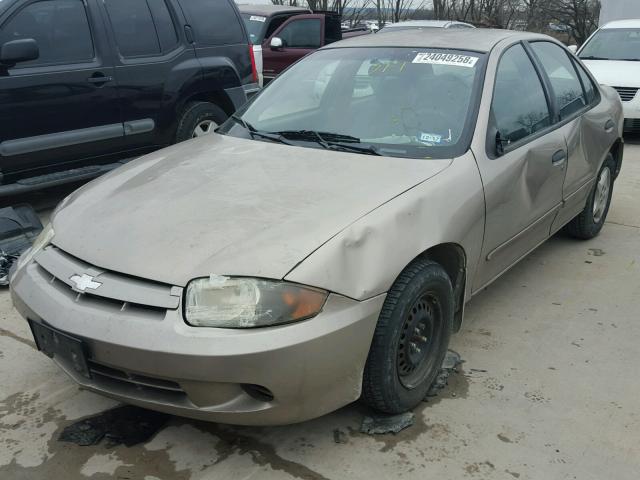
(285, 152), (485, 302)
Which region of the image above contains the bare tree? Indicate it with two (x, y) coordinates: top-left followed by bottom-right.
(543, 0), (601, 44)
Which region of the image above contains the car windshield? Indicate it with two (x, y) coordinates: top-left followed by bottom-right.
(222, 47), (485, 159)
(241, 13), (267, 45)
(580, 28), (640, 61)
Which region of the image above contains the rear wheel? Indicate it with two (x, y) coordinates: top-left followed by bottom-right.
(566, 154), (615, 240)
(362, 258), (453, 414)
(175, 102), (227, 143)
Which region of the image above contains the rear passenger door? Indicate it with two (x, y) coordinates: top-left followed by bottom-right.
(178, 0), (253, 106)
(473, 43), (567, 291)
(0, 0), (121, 179)
(100, 0), (194, 153)
(262, 15), (324, 81)
(527, 41), (616, 232)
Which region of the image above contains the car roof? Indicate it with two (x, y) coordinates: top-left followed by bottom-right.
(322, 28), (548, 53)
(384, 20), (474, 28)
(236, 4), (311, 16)
(601, 19), (640, 29)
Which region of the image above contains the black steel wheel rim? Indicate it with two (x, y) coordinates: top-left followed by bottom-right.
(396, 292), (442, 389)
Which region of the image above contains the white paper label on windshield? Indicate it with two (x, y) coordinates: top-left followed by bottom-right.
(412, 52), (479, 68)
(420, 132), (442, 143)
(249, 15), (266, 22)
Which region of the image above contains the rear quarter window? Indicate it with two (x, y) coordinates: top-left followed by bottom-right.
(179, 0), (245, 45)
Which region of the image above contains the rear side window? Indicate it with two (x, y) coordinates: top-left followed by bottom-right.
(0, 0), (94, 67)
(492, 44), (551, 145)
(573, 59), (597, 105)
(530, 41), (586, 119)
(278, 19), (321, 48)
(105, 0), (161, 57)
(147, 0), (178, 52)
(179, 0), (244, 45)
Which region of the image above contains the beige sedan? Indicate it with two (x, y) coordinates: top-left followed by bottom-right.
(11, 29), (623, 425)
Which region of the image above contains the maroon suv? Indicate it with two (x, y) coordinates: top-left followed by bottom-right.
(239, 4), (367, 83)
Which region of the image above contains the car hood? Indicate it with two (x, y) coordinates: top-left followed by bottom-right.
(581, 59), (640, 88)
(52, 134), (452, 287)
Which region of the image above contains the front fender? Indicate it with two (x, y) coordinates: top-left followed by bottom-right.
(284, 151), (485, 301)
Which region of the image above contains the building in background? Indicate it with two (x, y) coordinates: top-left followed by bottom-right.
(600, 0), (640, 24)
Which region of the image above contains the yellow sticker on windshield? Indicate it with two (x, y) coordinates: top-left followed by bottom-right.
(412, 52), (478, 68)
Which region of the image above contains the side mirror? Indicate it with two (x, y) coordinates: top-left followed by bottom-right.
(567, 45), (578, 54)
(270, 37), (283, 50)
(495, 131), (509, 156)
(0, 39), (39, 66)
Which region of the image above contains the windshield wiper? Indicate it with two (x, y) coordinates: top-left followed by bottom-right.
(231, 114), (293, 146)
(276, 130), (381, 156)
(579, 55), (609, 60)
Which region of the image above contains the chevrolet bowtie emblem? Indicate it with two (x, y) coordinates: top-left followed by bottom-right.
(69, 273), (102, 292)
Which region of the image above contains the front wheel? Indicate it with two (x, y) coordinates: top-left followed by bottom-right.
(565, 154), (615, 239)
(362, 258), (453, 414)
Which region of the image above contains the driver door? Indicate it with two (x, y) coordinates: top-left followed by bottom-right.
(472, 43), (566, 291)
(262, 14), (324, 82)
(0, 0), (121, 179)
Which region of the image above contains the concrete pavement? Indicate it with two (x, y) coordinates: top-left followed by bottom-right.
(1, 143), (639, 480)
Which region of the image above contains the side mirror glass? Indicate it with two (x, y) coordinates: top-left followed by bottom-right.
(567, 45), (578, 54)
(0, 38), (39, 66)
(270, 37), (283, 50)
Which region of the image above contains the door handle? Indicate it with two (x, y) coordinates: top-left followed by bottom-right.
(552, 149), (567, 166)
(87, 74), (113, 85)
(604, 119), (615, 132)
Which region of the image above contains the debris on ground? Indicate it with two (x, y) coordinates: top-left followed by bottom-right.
(426, 350), (464, 398)
(59, 405), (168, 447)
(333, 428), (347, 443)
(0, 204), (43, 286)
(360, 411), (415, 435)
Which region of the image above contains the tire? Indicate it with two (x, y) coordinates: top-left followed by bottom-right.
(175, 102), (228, 143)
(362, 258), (454, 414)
(565, 154), (615, 240)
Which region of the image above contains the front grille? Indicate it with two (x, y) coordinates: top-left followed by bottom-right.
(624, 118), (640, 131)
(613, 86), (639, 102)
(34, 245), (180, 317)
(87, 360), (189, 404)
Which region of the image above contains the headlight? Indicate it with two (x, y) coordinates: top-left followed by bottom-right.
(15, 223), (54, 273)
(185, 276), (328, 328)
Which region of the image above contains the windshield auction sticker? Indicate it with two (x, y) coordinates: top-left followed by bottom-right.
(412, 52), (478, 68)
(249, 15), (266, 22)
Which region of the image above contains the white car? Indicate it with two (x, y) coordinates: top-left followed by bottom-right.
(575, 19), (640, 131)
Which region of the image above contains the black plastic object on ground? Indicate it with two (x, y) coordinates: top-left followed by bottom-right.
(0, 204), (43, 286)
(58, 405), (169, 447)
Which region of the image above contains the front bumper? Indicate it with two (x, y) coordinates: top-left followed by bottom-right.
(11, 260), (385, 425)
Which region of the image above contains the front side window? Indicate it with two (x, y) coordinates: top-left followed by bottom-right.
(105, 0), (160, 57)
(531, 41), (586, 120)
(492, 44), (551, 145)
(224, 47), (486, 159)
(278, 19), (321, 48)
(0, 0), (94, 67)
(580, 28), (640, 61)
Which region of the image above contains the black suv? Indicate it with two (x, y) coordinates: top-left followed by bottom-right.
(0, 0), (258, 197)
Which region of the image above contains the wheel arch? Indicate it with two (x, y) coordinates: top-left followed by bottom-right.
(178, 90), (236, 118)
(609, 137), (623, 179)
(415, 242), (467, 333)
